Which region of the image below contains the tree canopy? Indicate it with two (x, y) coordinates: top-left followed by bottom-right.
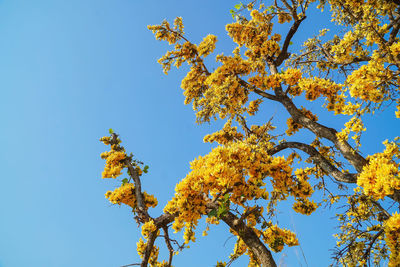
(100, 0), (400, 266)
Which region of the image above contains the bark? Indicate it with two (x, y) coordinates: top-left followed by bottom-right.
(267, 64), (367, 173)
(276, 16), (307, 66)
(221, 211), (277, 267)
(269, 141), (358, 183)
(278, 93), (368, 173)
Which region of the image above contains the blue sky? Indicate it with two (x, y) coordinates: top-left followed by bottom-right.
(0, 1), (398, 267)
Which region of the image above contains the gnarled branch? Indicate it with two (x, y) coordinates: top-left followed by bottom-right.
(268, 141), (358, 183)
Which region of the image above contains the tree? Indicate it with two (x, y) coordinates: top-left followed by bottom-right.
(99, 1), (400, 266)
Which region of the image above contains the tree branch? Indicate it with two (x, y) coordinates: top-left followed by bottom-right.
(205, 203), (277, 267)
(277, 94), (368, 172)
(110, 133), (149, 221)
(162, 226), (174, 267)
(238, 79), (279, 101)
(141, 230), (159, 267)
(275, 16), (307, 66)
(125, 158), (149, 221)
(362, 229), (384, 264)
(220, 210), (277, 267)
(268, 141), (358, 183)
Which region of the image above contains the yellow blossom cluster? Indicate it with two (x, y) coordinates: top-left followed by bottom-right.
(105, 183), (136, 207)
(99, 136), (111, 145)
(297, 77), (343, 104)
(248, 68), (302, 91)
(262, 225), (298, 252)
(136, 238), (146, 258)
(248, 73), (281, 90)
(105, 183), (158, 211)
(183, 222), (196, 244)
(157, 42), (198, 74)
(100, 137), (126, 179)
(181, 67), (207, 106)
(347, 61), (389, 103)
(136, 238), (160, 266)
(358, 141), (400, 199)
(100, 150), (126, 178)
(196, 55), (251, 121)
(141, 220), (158, 239)
(203, 119), (244, 145)
(149, 17), (256, 123)
(247, 99), (263, 116)
(163, 136), (318, 248)
(330, 30), (368, 64)
(278, 12), (292, 24)
(197, 34), (217, 57)
(293, 198), (318, 215)
(291, 168), (314, 198)
(164, 142), (269, 230)
(147, 17), (184, 45)
(163, 140), (316, 238)
(231, 237), (247, 259)
(148, 17), (201, 75)
(225, 8), (285, 62)
(181, 51), (253, 122)
(281, 68), (302, 86)
(205, 216), (220, 225)
(226, 9), (273, 48)
(390, 42), (400, 58)
(202, 225), (210, 237)
(336, 116), (366, 144)
(385, 212), (400, 267)
(396, 99), (400, 119)
(268, 156), (295, 197)
(136, 220), (165, 266)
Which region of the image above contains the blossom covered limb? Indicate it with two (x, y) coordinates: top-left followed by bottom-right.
(141, 230), (159, 267)
(277, 92), (368, 172)
(268, 141), (358, 183)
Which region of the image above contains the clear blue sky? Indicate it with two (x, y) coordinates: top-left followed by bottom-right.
(0, 1), (398, 267)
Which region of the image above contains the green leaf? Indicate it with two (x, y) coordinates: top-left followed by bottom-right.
(234, 3), (243, 10)
(266, 5), (275, 12)
(217, 204), (228, 218)
(230, 9), (235, 14)
(109, 128), (114, 134)
(289, 41), (293, 45)
(143, 165), (149, 173)
(122, 178), (128, 185)
(223, 193), (230, 202)
(208, 209), (218, 218)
